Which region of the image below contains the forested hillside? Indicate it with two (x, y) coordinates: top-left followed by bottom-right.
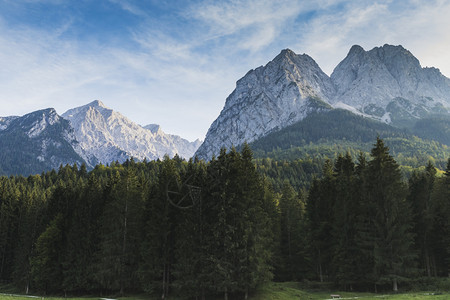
(0, 140), (449, 299)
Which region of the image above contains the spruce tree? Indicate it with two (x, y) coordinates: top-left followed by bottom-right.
(278, 182), (307, 281)
(331, 153), (360, 289)
(408, 162), (436, 277)
(363, 138), (416, 291)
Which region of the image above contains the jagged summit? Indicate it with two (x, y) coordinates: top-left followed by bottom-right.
(196, 44), (450, 160)
(61, 101), (201, 164)
(0, 107), (85, 175)
(348, 44), (364, 54)
(195, 48), (335, 160)
(88, 99), (106, 108)
(331, 44), (450, 122)
(144, 124), (162, 134)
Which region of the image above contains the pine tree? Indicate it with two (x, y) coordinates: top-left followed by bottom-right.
(172, 159), (208, 299)
(363, 138), (416, 291)
(278, 182), (307, 281)
(408, 162), (436, 277)
(306, 160), (335, 282)
(30, 214), (64, 294)
(331, 153), (360, 289)
(139, 157), (178, 299)
(430, 158), (450, 276)
(96, 168), (143, 295)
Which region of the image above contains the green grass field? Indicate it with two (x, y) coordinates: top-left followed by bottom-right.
(250, 282), (450, 299)
(2, 283), (450, 300)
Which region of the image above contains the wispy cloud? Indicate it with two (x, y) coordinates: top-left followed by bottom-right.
(108, 0), (147, 17)
(187, 0), (307, 51)
(296, 0), (450, 76)
(1, 0), (450, 141)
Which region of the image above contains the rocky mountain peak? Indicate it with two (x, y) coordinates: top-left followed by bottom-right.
(331, 44), (450, 119)
(88, 99), (106, 108)
(62, 101), (201, 164)
(144, 124), (162, 134)
(196, 44), (450, 160)
(348, 44), (365, 55)
(195, 48), (335, 160)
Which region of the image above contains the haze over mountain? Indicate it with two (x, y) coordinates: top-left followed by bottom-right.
(195, 44), (450, 160)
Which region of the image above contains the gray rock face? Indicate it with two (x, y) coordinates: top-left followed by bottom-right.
(331, 44), (450, 120)
(195, 49), (335, 159)
(62, 100), (201, 164)
(196, 44), (450, 160)
(0, 108), (86, 175)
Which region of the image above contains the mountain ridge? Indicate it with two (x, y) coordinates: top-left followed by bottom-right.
(62, 101), (202, 165)
(195, 44), (450, 160)
(0, 101), (202, 175)
(0, 108), (86, 175)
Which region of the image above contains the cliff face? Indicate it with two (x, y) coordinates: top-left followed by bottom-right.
(62, 100), (201, 165)
(196, 49), (335, 159)
(196, 44), (450, 160)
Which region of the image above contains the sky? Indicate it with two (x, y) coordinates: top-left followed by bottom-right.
(1, 0), (450, 141)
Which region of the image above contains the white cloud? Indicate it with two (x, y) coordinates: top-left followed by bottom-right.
(296, 0), (450, 76)
(107, 0), (147, 17)
(1, 0), (450, 141)
(188, 0), (308, 51)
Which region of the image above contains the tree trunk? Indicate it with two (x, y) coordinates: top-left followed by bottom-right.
(393, 278), (398, 292)
(245, 287), (248, 299)
(166, 264), (170, 298)
(425, 248), (431, 277)
(318, 249), (323, 282)
(162, 264), (166, 299)
(224, 287), (228, 300)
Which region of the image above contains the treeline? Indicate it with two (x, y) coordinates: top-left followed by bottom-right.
(298, 138), (450, 291)
(0, 140), (449, 299)
(0, 145), (275, 299)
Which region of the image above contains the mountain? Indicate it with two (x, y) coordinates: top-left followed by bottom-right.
(62, 100), (201, 164)
(331, 44), (450, 125)
(196, 44), (450, 160)
(248, 109), (450, 169)
(0, 108), (86, 175)
(195, 49), (335, 159)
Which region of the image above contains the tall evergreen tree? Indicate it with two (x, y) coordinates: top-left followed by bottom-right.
(139, 157), (178, 299)
(363, 138), (416, 291)
(306, 160), (335, 282)
(278, 182), (307, 281)
(430, 158), (450, 277)
(96, 168), (143, 295)
(30, 214), (64, 294)
(331, 153), (360, 289)
(408, 162), (436, 277)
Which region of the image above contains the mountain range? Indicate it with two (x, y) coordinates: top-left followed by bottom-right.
(1, 44), (450, 175)
(0, 101), (201, 175)
(195, 44), (450, 160)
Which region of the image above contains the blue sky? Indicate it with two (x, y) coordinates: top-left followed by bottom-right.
(1, 0), (450, 140)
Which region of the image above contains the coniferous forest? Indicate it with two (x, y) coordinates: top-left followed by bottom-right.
(0, 139), (450, 299)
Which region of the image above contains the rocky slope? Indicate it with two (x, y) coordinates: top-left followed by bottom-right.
(331, 44), (450, 124)
(0, 108), (86, 175)
(196, 44), (450, 160)
(195, 49), (336, 159)
(62, 100), (201, 164)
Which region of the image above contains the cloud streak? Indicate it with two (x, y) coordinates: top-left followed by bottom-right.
(1, 0), (450, 141)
